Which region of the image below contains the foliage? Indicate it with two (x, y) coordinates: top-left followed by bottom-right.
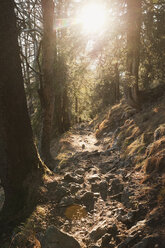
(15, 0), (165, 137)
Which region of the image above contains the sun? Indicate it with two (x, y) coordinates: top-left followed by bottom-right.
(79, 3), (106, 34)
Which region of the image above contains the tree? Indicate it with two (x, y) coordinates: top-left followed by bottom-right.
(40, 0), (56, 165)
(0, 0), (44, 226)
(124, 0), (142, 109)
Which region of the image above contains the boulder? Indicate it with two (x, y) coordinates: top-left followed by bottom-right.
(99, 181), (108, 200)
(132, 235), (159, 248)
(88, 174), (101, 183)
(91, 183), (100, 192)
(109, 178), (123, 195)
(41, 226), (81, 248)
(90, 225), (107, 242)
(53, 186), (69, 203)
(101, 233), (112, 247)
(81, 191), (95, 211)
(64, 173), (84, 184)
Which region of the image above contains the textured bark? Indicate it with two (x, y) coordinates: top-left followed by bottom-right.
(62, 87), (71, 132)
(53, 88), (71, 135)
(75, 97), (78, 123)
(0, 0), (43, 222)
(124, 0), (142, 109)
(115, 63), (120, 102)
(40, 0), (56, 164)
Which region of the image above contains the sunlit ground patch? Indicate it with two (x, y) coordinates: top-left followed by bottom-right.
(65, 204), (87, 220)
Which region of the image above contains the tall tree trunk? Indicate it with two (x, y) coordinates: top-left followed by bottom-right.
(124, 0), (142, 109)
(75, 96), (78, 123)
(0, 0), (44, 225)
(62, 86), (71, 132)
(115, 63), (120, 102)
(40, 0), (56, 165)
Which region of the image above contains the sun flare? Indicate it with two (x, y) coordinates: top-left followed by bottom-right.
(79, 4), (106, 34)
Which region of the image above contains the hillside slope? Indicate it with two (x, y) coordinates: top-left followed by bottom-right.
(1, 86), (165, 248)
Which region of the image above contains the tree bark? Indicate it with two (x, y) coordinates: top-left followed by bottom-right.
(40, 0), (56, 164)
(115, 63), (120, 102)
(0, 0), (44, 225)
(124, 0), (142, 109)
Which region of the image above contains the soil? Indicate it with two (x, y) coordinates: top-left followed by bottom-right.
(1, 119), (165, 248)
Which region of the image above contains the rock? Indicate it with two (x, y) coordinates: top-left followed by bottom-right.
(146, 208), (162, 227)
(109, 178), (123, 195)
(121, 187), (133, 207)
(59, 196), (74, 207)
(75, 168), (85, 175)
(54, 186), (69, 202)
(70, 183), (81, 194)
(90, 225), (107, 241)
(128, 219), (146, 235)
(132, 235), (159, 248)
(105, 174), (115, 182)
(101, 233), (112, 247)
(41, 226), (81, 248)
(99, 163), (114, 174)
(107, 224), (118, 236)
(117, 232), (140, 248)
(81, 191), (95, 211)
(91, 183), (100, 192)
(99, 181), (108, 200)
(117, 210), (135, 224)
(110, 192), (122, 201)
(93, 192), (100, 199)
(64, 173), (84, 184)
(88, 174), (101, 183)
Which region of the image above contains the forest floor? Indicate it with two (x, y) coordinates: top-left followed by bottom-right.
(1, 86), (165, 248)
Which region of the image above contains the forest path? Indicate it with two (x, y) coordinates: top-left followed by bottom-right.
(2, 122), (164, 247)
(38, 122), (155, 248)
(50, 123), (107, 163)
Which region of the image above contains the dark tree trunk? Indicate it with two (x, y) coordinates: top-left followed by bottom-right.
(54, 93), (63, 134)
(124, 0), (142, 109)
(40, 0), (56, 164)
(115, 63), (120, 102)
(0, 0), (44, 224)
(62, 87), (71, 132)
(75, 97), (78, 123)
(53, 87), (70, 135)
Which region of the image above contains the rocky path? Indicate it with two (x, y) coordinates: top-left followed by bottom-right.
(10, 123), (164, 248)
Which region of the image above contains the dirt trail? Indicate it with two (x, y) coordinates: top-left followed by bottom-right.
(6, 123), (165, 248)
(51, 124), (105, 157)
(41, 123), (164, 248)
(64, 125), (104, 153)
